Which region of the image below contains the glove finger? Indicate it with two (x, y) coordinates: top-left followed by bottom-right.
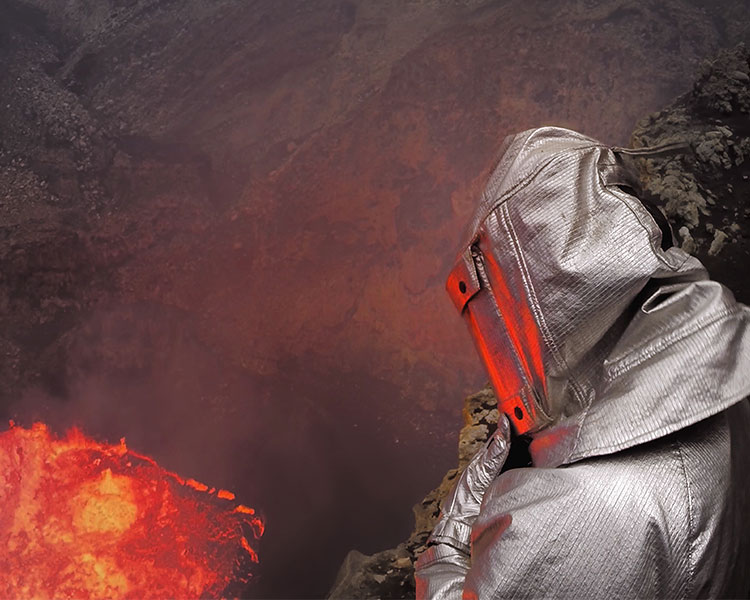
(437, 415), (513, 519)
(470, 414), (512, 486)
(486, 413), (511, 458)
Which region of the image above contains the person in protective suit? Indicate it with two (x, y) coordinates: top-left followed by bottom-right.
(415, 127), (750, 599)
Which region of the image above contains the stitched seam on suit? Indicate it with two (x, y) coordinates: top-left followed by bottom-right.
(498, 203), (586, 406)
(473, 247), (535, 404)
(567, 388), (750, 460)
(468, 145), (601, 248)
(606, 305), (737, 368)
(605, 308), (737, 380)
(676, 440), (696, 597)
(499, 203), (590, 458)
(606, 181), (684, 271)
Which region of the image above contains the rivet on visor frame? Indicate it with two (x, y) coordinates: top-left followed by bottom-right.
(459, 281), (467, 294)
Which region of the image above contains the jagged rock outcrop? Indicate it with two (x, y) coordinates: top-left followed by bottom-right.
(329, 386), (498, 599)
(3, 1), (750, 595)
(328, 43), (750, 599)
(633, 44), (750, 303)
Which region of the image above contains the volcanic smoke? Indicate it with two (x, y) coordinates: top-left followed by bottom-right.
(0, 421), (263, 599)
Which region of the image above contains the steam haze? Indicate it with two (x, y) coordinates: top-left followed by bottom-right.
(1, 0), (749, 596)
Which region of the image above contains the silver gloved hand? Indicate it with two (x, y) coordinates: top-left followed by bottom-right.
(427, 414), (511, 554)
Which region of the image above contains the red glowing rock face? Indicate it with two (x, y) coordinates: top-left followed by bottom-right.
(0, 422), (263, 599)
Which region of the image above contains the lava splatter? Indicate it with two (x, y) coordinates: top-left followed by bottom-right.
(0, 421), (263, 599)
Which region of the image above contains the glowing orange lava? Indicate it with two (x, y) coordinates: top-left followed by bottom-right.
(0, 421), (263, 599)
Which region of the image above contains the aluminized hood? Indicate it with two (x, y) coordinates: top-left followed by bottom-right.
(447, 127), (750, 467)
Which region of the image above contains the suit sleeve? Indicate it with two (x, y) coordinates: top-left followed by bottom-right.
(414, 542), (471, 599)
(418, 458), (690, 599)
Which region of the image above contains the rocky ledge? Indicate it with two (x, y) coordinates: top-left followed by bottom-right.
(327, 43), (750, 599)
(328, 385), (498, 599)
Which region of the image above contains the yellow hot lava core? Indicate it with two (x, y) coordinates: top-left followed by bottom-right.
(72, 469), (138, 534)
(1, 423), (263, 599)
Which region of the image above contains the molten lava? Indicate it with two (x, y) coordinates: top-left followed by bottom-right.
(0, 421), (263, 599)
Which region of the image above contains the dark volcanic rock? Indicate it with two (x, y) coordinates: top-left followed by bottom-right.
(632, 44), (750, 303)
(3, 0), (750, 596)
(329, 386), (498, 599)
(328, 43), (750, 599)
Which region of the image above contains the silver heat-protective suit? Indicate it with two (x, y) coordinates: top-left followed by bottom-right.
(415, 127), (750, 599)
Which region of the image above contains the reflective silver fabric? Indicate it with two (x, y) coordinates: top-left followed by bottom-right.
(430, 416), (512, 555)
(416, 128), (750, 599)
